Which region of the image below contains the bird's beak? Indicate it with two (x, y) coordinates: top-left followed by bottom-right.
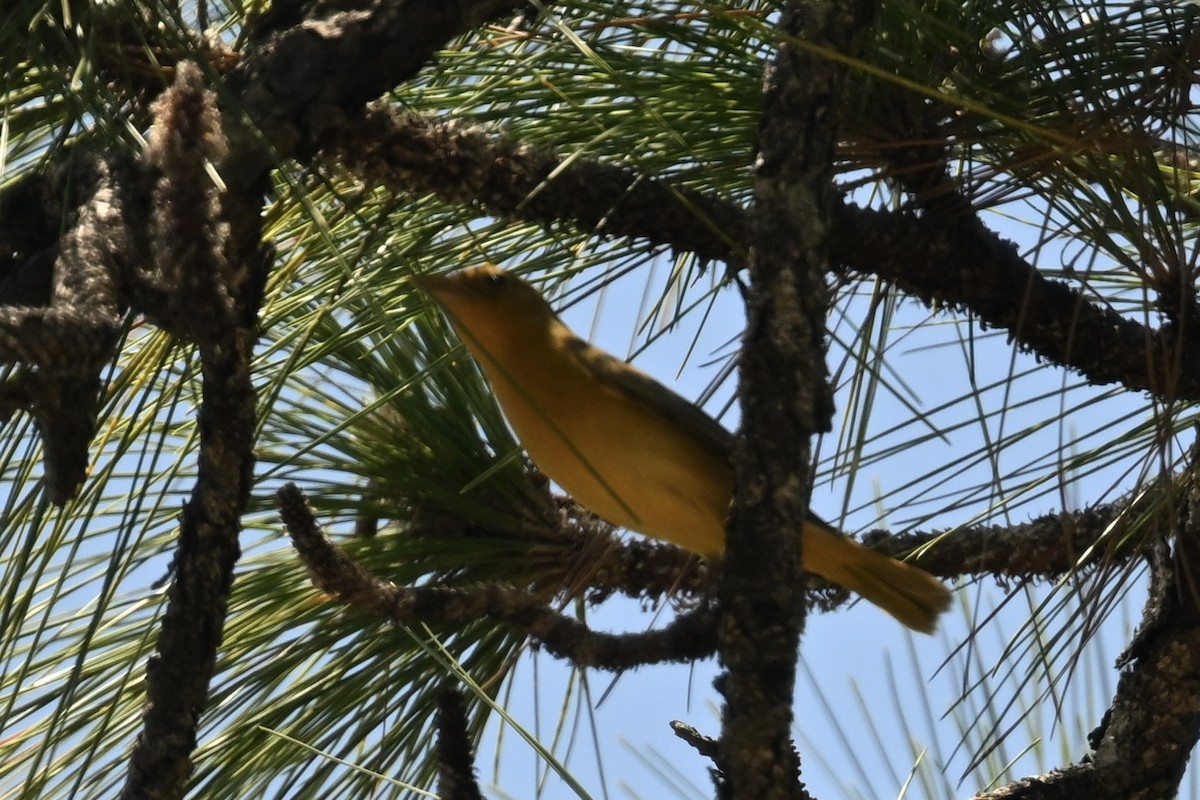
(414, 272), (489, 311)
(412, 272), (453, 301)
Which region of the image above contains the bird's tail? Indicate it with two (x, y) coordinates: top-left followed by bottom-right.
(802, 521), (952, 634)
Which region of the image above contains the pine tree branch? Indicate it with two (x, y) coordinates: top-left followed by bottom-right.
(866, 487), (1166, 580)
(119, 63), (265, 800)
(222, 0), (533, 192)
(436, 686), (484, 800)
(325, 104), (746, 269)
(967, 434), (1200, 800)
(0, 156), (126, 503)
(322, 106), (1200, 405)
(278, 483), (720, 670)
(974, 537), (1200, 800)
(715, 2), (872, 797)
(829, 203), (1200, 402)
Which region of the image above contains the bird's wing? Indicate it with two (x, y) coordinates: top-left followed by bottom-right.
(561, 336), (736, 462)
(565, 336), (838, 531)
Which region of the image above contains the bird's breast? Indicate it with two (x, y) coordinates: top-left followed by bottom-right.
(482, 351), (731, 556)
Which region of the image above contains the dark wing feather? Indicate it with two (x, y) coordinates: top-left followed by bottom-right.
(566, 336), (836, 531)
(562, 336), (736, 462)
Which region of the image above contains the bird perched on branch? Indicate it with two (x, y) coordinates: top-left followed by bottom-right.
(416, 266), (952, 633)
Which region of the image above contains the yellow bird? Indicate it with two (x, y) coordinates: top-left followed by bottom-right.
(416, 266), (952, 633)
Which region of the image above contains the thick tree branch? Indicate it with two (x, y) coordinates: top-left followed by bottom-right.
(867, 487), (1166, 580)
(0, 156), (126, 503)
(974, 536), (1200, 800)
(322, 107), (1200, 405)
(326, 105), (745, 267)
(223, 0), (532, 192)
(830, 203), (1200, 401)
(436, 687), (485, 800)
(120, 64), (266, 800)
(0, 1), (545, 792)
(279, 483), (719, 670)
(716, 2), (872, 797)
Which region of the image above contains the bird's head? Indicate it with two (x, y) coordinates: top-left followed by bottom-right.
(414, 266), (559, 351)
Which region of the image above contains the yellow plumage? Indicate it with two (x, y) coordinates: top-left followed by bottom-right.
(416, 266), (952, 633)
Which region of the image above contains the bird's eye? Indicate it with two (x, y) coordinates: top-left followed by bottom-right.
(486, 272), (507, 290)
